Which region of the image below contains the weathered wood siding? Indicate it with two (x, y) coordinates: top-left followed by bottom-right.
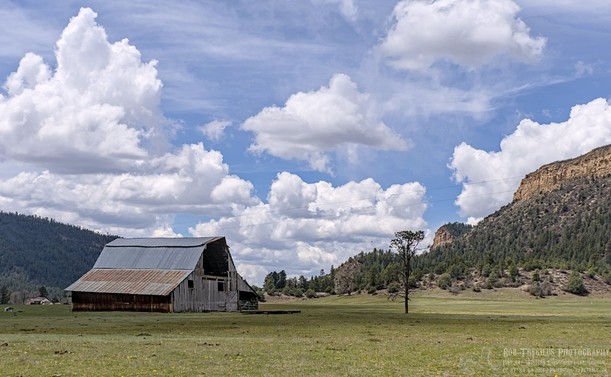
(170, 249), (241, 312)
(171, 274), (230, 312)
(71, 292), (172, 312)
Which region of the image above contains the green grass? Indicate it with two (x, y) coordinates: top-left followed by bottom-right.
(0, 291), (609, 376)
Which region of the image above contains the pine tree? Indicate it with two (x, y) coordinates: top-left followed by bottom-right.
(0, 286), (9, 304)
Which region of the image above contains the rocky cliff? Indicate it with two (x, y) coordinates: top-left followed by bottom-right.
(513, 144), (611, 202)
(430, 222), (472, 250)
(431, 227), (454, 249)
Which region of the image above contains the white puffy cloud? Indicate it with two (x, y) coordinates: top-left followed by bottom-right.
(242, 73), (409, 173)
(190, 172), (428, 284)
(0, 8), (259, 236)
(450, 98), (611, 222)
(198, 120), (231, 142)
(380, 0), (546, 71)
(0, 143), (258, 234)
(0, 7), (164, 173)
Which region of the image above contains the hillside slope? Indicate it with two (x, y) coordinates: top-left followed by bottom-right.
(423, 145), (611, 272)
(0, 212), (117, 289)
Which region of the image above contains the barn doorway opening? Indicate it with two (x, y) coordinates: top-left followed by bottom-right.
(203, 240), (229, 276)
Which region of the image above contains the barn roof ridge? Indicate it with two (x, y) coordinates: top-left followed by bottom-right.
(107, 236), (224, 248)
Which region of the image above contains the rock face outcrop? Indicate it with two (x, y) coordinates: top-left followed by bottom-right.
(431, 226), (455, 250)
(513, 144), (611, 203)
(430, 222), (472, 250)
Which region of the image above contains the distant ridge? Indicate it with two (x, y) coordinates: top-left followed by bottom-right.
(0, 211), (117, 289)
(425, 145), (611, 272)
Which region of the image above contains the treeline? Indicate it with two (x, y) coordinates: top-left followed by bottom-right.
(0, 269), (62, 304)
(261, 175), (611, 297)
(419, 175), (611, 277)
(333, 248), (404, 295)
(262, 269), (335, 298)
(262, 249), (407, 297)
(0, 211), (118, 296)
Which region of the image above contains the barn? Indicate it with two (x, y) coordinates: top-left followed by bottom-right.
(65, 237), (259, 312)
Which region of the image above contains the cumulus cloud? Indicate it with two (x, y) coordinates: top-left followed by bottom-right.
(0, 8), (259, 236)
(450, 98), (611, 222)
(0, 8), (166, 173)
(0, 143), (258, 234)
(380, 0), (546, 71)
(242, 73), (409, 173)
(190, 172), (428, 283)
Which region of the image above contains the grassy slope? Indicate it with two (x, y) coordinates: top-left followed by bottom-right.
(0, 292), (609, 376)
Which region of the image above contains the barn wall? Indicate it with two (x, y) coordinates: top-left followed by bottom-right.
(71, 292), (171, 312)
(169, 247), (244, 312)
(171, 272), (240, 312)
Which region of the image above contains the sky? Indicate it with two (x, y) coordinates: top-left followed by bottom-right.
(1, 1), (611, 285)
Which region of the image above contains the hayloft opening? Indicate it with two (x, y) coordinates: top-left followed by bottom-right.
(203, 239), (229, 277)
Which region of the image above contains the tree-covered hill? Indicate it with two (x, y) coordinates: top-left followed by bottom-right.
(0, 211), (117, 291)
(265, 173), (610, 298)
(418, 174), (611, 275)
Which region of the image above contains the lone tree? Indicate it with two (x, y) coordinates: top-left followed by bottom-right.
(390, 230), (425, 314)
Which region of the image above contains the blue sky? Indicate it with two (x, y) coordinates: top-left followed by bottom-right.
(1, 1), (611, 284)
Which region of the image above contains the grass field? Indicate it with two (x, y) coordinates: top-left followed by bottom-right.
(0, 289), (609, 376)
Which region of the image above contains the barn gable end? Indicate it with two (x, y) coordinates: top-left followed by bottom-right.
(65, 237), (258, 312)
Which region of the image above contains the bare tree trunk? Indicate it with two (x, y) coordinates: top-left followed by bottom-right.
(404, 266), (409, 314)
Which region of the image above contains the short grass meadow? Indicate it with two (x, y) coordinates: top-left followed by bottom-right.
(0, 289), (609, 376)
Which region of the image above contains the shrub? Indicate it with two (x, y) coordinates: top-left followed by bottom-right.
(494, 277), (510, 288)
(305, 289), (317, 298)
(472, 285), (481, 292)
(413, 270), (424, 282)
(529, 281), (553, 298)
(387, 282), (400, 293)
(531, 270), (541, 282)
(447, 265), (462, 279)
(509, 263), (518, 280)
(366, 286), (377, 295)
(438, 273), (452, 290)
(448, 284), (461, 294)
(586, 268), (596, 279)
(564, 271), (588, 295)
(484, 276), (496, 290)
(480, 263), (491, 277)
(408, 276), (418, 288)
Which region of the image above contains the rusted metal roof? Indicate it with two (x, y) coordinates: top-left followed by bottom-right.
(65, 269), (191, 296)
(93, 237), (226, 270)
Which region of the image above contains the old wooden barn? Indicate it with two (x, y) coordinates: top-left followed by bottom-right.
(65, 237), (259, 312)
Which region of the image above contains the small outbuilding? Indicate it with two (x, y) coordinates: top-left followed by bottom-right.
(26, 297), (53, 305)
(65, 237), (258, 312)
